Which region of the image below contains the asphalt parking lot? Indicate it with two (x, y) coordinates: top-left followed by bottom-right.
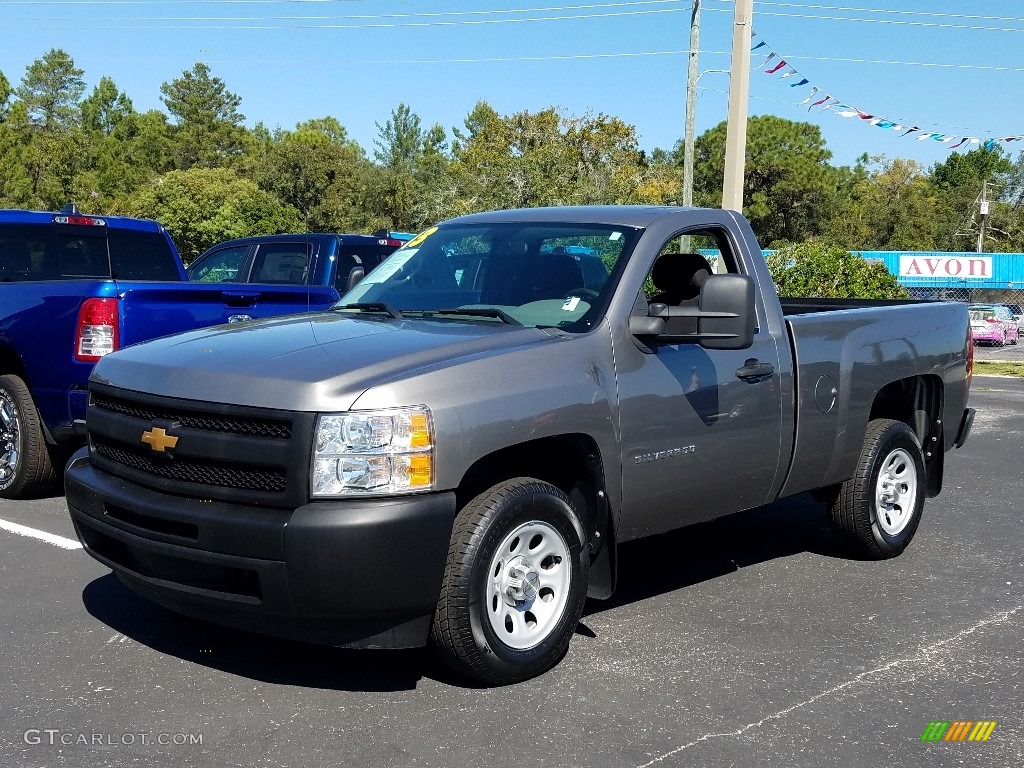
(1, 377), (1021, 768)
(974, 338), (1024, 362)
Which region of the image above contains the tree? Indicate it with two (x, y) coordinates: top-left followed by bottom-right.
(449, 101), (679, 215)
(81, 76), (133, 137)
(0, 103), (35, 206)
(126, 167), (302, 262)
(0, 71), (12, 123)
(369, 103), (458, 229)
(251, 117), (371, 232)
(15, 49), (85, 131)
(159, 62), (247, 169)
(824, 156), (946, 251)
(767, 241), (908, 299)
(930, 146), (1019, 252)
(687, 115), (840, 245)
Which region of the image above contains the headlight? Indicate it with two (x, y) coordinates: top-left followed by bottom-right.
(311, 407), (434, 497)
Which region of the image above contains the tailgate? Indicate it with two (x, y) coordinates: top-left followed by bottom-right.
(116, 283), (340, 347)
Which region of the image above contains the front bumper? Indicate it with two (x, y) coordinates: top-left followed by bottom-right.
(65, 449), (457, 648)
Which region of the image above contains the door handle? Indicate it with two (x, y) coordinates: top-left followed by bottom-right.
(221, 291), (259, 307)
(736, 359), (775, 382)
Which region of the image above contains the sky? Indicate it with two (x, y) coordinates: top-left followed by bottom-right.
(1, 0), (1022, 170)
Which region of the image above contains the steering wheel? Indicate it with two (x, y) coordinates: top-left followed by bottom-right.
(563, 288), (600, 302)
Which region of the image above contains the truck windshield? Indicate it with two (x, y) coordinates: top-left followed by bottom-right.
(338, 222), (639, 331)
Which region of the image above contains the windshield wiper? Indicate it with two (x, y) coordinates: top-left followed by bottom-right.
(334, 302), (404, 320)
(428, 308), (523, 326)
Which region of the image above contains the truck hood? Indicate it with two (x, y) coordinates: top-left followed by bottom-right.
(91, 312), (555, 412)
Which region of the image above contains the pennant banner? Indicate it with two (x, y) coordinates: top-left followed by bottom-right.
(749, 33), (1024, 152)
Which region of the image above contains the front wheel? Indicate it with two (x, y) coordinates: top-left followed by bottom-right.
(828, 419), (926, 559)
(430, 478), (590, 685)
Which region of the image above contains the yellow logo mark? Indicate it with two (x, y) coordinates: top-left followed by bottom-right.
(141, 427), (179, 453)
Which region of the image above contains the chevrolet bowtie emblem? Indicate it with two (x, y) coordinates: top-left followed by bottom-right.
(141, 427), (179, 453)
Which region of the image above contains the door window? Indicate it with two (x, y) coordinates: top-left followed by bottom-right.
(250, 242), (312, 285)
(189, 245), (250, 283)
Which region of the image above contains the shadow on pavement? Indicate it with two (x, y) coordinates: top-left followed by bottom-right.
(81, 492), (844, 691)
(81, 574), (475, 692)
(585, 491), (845, 617)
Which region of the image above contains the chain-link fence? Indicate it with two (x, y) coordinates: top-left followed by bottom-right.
(905, 286), (1024, 362)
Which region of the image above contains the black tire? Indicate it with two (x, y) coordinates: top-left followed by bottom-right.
(430, 478), (590, 685)
(0, 374), (56, 499)
(828, 418), (926, 559)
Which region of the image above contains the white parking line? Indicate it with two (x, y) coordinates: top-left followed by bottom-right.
(0, 517), (82, 550)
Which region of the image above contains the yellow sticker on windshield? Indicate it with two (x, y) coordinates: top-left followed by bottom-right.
(405, 226), (437, 249)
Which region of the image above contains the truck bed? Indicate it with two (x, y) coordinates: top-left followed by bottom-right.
(780, 297), (940, 316)
(778, 299), (971, 498)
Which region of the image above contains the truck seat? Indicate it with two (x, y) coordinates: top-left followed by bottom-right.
(649, 253), (712, 306)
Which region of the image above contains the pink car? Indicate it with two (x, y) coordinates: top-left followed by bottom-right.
(969, 304), (1020, 345)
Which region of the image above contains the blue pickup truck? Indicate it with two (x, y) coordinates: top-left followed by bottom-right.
(0, 209), (405, 499)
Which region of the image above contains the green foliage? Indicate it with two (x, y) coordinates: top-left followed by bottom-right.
(81, 77), (133, 136)
(450, 101), (680, 214)
(823, 156), (946, 251)
(767, 241), (908, 299)
(250, 117), (370, 232)
(160, 62), (247, 169)
(125, 167), (302, 262)
(2, 45), (1023, 270)
(687, 115), (840, 245)
(15, 49), (85, 131)
(0, 71), (12, 123)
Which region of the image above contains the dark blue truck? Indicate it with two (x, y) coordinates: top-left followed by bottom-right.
(185, 231), (406, 316)
(0, 209), (404, 498)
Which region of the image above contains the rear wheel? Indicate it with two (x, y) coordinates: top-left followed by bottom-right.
(0, 374), (56, 499)
(828, 419), (925, 559)
(430, 478), (589, 685)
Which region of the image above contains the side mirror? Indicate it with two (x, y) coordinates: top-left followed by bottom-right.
(698, 274), (755, 350)
(628, 273), (756, 350)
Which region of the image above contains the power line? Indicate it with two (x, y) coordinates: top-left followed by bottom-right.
(707, 1), (1024, 25)
(1, 0), (682, 18)
(1, 6), (688, 29)
(27, 47), (1024, 74)
(704, 5), (1024, 33)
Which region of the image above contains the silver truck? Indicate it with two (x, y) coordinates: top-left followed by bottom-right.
(65, 206), (975, 685)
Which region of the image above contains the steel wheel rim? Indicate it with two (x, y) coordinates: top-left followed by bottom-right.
(485, 520), (572, 650)
(875, 447), (918, 536)
(0, 392), (21, 488)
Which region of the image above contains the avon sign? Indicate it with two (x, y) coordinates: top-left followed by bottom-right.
(899, 255), (993, 279)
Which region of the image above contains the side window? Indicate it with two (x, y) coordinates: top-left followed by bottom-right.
(334, 243), (387, 292)
(189, 245), (250, 283)
(643, 231), (731, 302)
(249, 243), (311, 285)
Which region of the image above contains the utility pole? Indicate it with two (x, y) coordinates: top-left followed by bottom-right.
(721, 0), (753, 213)
(977, 179), (988, 253)
(682, 0), (701, 209)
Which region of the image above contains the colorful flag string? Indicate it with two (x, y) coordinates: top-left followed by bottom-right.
(749, 33), (1023, 152)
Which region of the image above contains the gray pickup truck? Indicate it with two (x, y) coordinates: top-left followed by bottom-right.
(65, 206), (975, 684)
